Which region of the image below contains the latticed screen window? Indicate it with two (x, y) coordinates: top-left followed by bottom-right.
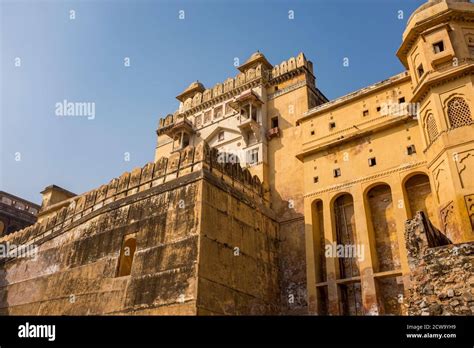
(447, 97), (472, 129)
(426, 114), (438, 143)
(204, 110), (211, 124)
(468, 35), (474, 56)
(214, 106), (223, 119)
(195, 115), (202, 128)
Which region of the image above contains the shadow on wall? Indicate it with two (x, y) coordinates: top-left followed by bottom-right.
(264, 114), (309, 315)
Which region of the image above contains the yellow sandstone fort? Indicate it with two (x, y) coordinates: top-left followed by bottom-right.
(1, 0), (473, 315)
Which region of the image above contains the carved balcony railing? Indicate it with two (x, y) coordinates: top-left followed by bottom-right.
(266, 127), (280, 140)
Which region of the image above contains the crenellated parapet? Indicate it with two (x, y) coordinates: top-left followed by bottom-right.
(156, 52), (314, 131)
(0, 142), (269, 250)
(173, 65), (267, 118)
(269, 52), (314, 81)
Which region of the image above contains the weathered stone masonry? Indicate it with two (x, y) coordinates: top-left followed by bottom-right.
(0, 142), (280, 315)
(405, 212), (474, 315)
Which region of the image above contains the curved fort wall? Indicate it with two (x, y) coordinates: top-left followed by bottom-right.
(0, 142), (280, 315)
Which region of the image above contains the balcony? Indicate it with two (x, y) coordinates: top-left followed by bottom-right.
(238, 115), (259, 130)
(266, 127), (280, 140)
(157, 116), (195, 137)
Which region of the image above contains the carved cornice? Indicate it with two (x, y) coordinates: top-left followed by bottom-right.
(398, 8), (474, 67)
(168, 66), (313, 120)
(266, 66), (314, 87)
(176, 78), (265, 118)
(300, 72), (410, 121)
(412, 62), (474, 104)
(267, 80), (307, 100)
(424, 133), (474, 168)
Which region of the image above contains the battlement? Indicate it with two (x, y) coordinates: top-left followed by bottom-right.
(157, 52), (314, 130)
(0, 142), (269, 251)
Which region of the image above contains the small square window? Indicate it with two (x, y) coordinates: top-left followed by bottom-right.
(182, 134), (190, 148)
(275, 86), (279, 92)
(329, 122), (336, 130)
(218, 131), (224, 142)
(407, 144), (416, 155)
(248, 149), (259, 165)
(398, 97), (405, 104)
(271, 116), (279, 128)
(313, 176), (319, 183)
(333, 168), (341, 177)
(311, 130), (315, 136)
(376, 106), (381, 112)
(363, 110), (369, 117)
(433, 41), (445, 54)
(368, 157), (377, 167)
(417, 64), (425, 78)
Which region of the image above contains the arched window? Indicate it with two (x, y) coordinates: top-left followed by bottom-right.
(425, 113), (438, 143)
(117, 235), (137, 277)
(447, 97), (472, 129)
(182, 133), (190, 148)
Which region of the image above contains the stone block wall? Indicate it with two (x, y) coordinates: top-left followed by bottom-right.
(278, 219), (308, 314)
(0, 142), (281, 315)
(0, 176), (202, 315)
(197, 173), (280, 315)
(405, 212), (474, 315)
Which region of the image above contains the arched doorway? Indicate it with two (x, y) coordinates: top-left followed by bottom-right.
(311, 199), (328, 315)
(333, 194), (359, 279)
(404, 173), (435, 221)
(117, 235), (137, 277)
(366, 184), (400, 272)
(333, 193), (362, 315)
(311, 199), (326, 283)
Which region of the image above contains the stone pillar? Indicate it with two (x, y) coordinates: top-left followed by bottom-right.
(388, 176), (411, 277)
(304, 197), (318, 314)
(352, 185), (379, 315)
(322, 195), (340, 315)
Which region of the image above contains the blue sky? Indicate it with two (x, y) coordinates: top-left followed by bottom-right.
(1, 0), (426, 204)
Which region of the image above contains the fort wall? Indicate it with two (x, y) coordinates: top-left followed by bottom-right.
(0, 143), (280, 315)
